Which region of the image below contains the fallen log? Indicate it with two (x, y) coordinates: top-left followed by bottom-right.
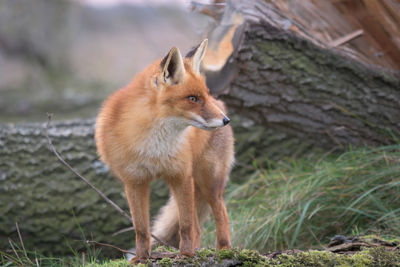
(0, 120), (170, 256)
(204, 0), (400, 152)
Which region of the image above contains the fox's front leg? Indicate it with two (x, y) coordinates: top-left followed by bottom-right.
(168, 175), (196, 257)
(124, 180), (151, 262)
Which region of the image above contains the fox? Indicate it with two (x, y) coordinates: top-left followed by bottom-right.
(95, 39), (234, 263)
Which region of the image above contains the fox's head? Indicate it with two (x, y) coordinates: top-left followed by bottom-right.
(152, 39), (230, 130)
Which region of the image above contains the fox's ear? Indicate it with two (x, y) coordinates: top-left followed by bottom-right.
(185, 39), (208, 74)
(160, 47), (186, 85)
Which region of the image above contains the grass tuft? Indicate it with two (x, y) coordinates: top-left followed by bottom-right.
(203, 145), (400, 252)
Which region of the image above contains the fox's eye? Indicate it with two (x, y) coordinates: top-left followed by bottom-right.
(187, 95), (199, 103)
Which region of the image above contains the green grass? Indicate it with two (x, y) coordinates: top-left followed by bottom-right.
(1, 215), (105, 266)
(0, 239), (74, 266)
(203, 145), (400, 252)
(0, 238), (116, 266)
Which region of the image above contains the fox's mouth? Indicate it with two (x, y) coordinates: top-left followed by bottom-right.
(187, 112), (230, 131)
(189, 120), (220, 131)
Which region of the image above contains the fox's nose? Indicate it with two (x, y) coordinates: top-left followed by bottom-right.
(222, 116), (230, 125)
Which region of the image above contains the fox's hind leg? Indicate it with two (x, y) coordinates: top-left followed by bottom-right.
(194, 167), (232, 250)
(151, 185), (211, 250)
(209, 193), (231, 249)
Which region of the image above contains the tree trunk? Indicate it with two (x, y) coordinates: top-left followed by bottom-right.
(205, 0), (400, 153)
(0, 119), (170, 256)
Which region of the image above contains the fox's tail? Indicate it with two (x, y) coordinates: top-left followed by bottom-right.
(150, 191), (211, 248)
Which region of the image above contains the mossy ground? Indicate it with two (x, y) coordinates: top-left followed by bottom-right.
(2, 245), (398, 266)
(104, 246), (399, 267)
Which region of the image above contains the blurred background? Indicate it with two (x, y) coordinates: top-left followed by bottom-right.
(0, 0), (211, 122)
(1, 0), (399, 123)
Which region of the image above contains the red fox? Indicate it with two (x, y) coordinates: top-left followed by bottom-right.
(95, 39), (234, 263)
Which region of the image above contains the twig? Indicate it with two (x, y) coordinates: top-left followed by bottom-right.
(45, 114), (131, 221)
(87, 240), (135, 255)
(44, 113), (173, 248)
(15, 222), (33, 266)
(112, 226), (135, 237)
(87, 240), (178, 259)
(329, 29), (364, 48)
(8, 238), (22, 266)
(191, 1), (226, 7)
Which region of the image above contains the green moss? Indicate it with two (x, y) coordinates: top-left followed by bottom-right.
(196, 248), (213, 260)
(256, 40), (319, 77)
(216, 248), (268, 266)
(158, 257), (172, 267)
(379, 70), (399, 84)
(368, 246), (400, 266)
(217, 248), (236, 259)
(271, 253), (298, 267)
(263, 247), (400, 267)
(173, 256), (196, 266)
(83, 259), (133, 266)
(153, 245), (178, 253)
(238, 249), (263, 262)
(349, 250), (373, 267)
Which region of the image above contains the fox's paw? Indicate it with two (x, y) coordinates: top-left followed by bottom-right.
(129, 256), (148, 265)
(218, 240), (232, 250)
(218, 244), (232, 250)
(178, 251), (195, 258)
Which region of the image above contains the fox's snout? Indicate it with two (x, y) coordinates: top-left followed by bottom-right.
(188, 99), (231, 130)
(206, 115), (230, 128)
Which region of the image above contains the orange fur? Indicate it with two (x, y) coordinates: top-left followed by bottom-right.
(95, 40), (234, 262)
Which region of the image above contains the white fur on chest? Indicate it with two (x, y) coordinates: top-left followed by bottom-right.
(136, 117), (189, 158)
(126, 117), (190, 179)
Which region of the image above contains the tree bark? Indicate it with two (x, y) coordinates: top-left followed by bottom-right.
(0, 119), (170, 256)
(206, 0), (400, 153)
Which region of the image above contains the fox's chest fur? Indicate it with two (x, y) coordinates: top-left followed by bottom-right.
(125, 117), (190, 179)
